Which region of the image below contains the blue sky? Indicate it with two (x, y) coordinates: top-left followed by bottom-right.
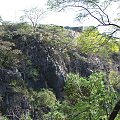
(0, 0), (119, 27)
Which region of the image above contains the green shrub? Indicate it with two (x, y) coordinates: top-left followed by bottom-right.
(109, 70), (120, 89)
(0, 40), (22, 68)
(30, 89), (57, 109)
(76, 28), (120, 58)
(44, 111), (66, 120)
(64, 72), (117, 120)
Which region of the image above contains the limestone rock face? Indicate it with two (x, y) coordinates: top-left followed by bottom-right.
(1, 34), (120, 119)
(0, 67), (29, 120)
(13, 35), (66, 99)
(12, 35), (97, 99)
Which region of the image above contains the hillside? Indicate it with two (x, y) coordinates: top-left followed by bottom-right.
(0, 23), (120, 120)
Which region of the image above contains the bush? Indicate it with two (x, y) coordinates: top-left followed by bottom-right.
(44, 111), (66, 120)
(0, 40), (22, 68)
(30, 89), (57, 109)
(64, 72), (117, 120)
(109, 70), (120, 89)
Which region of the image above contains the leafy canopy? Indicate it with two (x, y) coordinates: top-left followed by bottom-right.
(64, 72), (117, 120)
(76, 28), (120, 57)
(47, 0), (120, 38)
(47, 0), (99, 9)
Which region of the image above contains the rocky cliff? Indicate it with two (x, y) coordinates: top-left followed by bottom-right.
(0, 32), (120, 119)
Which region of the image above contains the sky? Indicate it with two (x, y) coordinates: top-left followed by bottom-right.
(0, 0), (81, 26)
(0, 0), (119, 27)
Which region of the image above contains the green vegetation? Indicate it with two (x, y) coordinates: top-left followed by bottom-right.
(109, 70), (120, 90)
(29, 89), (57, 109)
(0, 0), (120, 119)
(38, 24), (75, 51)
(0, 21), (120, 119)
(76, 28), (120, 57)
(0, 40), (22, 68)
(64, 72), (118, 120)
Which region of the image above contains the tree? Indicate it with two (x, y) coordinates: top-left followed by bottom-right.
(48, 0), (120, 120)
(64, 72), (117, 120)
(47, 0), (120, 119)
(20, 7), (46, 33)
(47, 0), (120, 38)
(76, 27), (120, 57)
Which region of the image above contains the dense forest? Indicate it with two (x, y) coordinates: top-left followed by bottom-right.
(0, 0), (120, 120)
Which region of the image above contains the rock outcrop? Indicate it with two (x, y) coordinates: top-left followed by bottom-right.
(12, 35), (66, 99)
(0, 34), (120, 119)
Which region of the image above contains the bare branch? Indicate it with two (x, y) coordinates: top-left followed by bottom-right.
(87, 0), (110, 23)
(51, 0), (120, 39)
(21, 7), (46, 32)
(71, 5), (106, 25)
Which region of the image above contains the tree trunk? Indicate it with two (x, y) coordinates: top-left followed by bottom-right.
(109, 100), (120, 120)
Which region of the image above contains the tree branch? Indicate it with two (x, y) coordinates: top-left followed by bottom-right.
(109, 100), (120, 120)
(87, 0), (110, 23)
(57, 0), (120, 33)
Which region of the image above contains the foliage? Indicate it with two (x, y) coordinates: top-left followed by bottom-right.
(0, 21), (120, 119)
(28, 89), (67, 119)
(44, 111), (66, 120)
(47, 0), (99, 9)
(29, 89), (57, 109)
(14, 22), (33, 34)
(47, 0), (120, 38)
(10, 79), (29, 96)
(29, 68), (39, 77)
(20, 113), (32, 120)
(38, 24), (76, 53)
(109, 70), (120, 89)
(0, 40), (22, 68)
(2, 22), (33, 35)
(115, 114), (120, 120)
(64, 72), (117, 120)
(43, 98), (67, 120)
(65, 73), (89, 104)
(76, 28), (120, 57)
(3, 116), (9, 120)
